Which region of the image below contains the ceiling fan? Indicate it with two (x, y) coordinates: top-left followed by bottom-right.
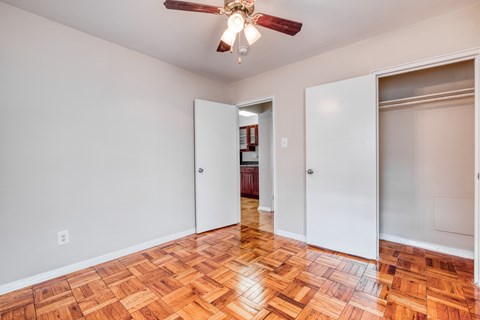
(163, 0), (303, 62)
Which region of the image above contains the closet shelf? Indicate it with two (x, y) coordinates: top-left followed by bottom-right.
(379, 88), (475, 110)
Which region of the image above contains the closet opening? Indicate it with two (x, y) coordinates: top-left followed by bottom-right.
(378, 60), (476, 263)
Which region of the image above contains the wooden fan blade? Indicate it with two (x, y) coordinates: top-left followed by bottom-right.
(252, 13), (303, 36)
(217, 40), (231, 52)
(163, 0), (222, 14)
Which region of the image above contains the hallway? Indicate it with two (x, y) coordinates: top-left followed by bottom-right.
(240, 197), (273, 233)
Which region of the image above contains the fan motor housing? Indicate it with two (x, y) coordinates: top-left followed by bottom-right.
(224, 0), (254, 15)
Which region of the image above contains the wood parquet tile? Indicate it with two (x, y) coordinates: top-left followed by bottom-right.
(2, 200), (480, 319)
(241, 198), (273, 233)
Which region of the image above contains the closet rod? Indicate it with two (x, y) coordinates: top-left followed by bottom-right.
(379, 88), (474, 110)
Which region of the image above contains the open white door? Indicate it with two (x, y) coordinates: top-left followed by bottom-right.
(475, 56), (480, 284)
(195, 99), (239, 233)
(306, 75), (377, 260)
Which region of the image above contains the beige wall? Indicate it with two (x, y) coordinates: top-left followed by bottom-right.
(227, 4), (480, 237)
(378, 61), (475, 253)
(258, 111), (274, 211)
(380, 100), (474, 252)
(0, 3), (226, 286)
(1, 0), (480, 289)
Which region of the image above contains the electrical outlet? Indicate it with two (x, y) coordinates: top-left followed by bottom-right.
(281, 137), (288, 148)
(57, 230), (69, 246)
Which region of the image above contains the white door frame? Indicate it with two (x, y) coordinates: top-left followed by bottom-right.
(373, 48), (480, 284)
(236, 96), (277, 234)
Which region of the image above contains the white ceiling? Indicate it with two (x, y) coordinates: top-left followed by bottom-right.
(1, 0), (477, 83)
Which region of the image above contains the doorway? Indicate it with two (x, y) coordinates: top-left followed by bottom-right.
(378, 60), (475, 259)
(372, 49), (480, 285)
(237, 100), (275, 233)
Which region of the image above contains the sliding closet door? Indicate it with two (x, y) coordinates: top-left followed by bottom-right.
(306, 75), (377, 259)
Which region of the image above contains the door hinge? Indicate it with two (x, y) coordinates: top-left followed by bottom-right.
(478, 173), (480, 180)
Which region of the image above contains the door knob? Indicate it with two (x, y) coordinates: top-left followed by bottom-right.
(307, 169), (314, 175)
(198, 168), (204, 173)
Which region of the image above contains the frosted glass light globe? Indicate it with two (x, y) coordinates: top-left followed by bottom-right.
(228, 12), (245, 34)
(220, 28), (236, 46)
(244, 23), (261, 45)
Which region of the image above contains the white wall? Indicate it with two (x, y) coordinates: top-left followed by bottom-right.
(0, 3), (226, 286)
(242, 151), (258, 162)
(380, 99), (474, 252)
(258, 111), (273, 211)
(227, 3), (480, 237)
(239, 115), (258, 127)
(379, 60), (475, 101)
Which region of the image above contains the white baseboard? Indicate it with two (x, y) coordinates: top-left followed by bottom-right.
(258, 206), (272, 212)
(276, 229), (306, 242)
(380, 233), (474, 259)
(0, 228), (195, 295)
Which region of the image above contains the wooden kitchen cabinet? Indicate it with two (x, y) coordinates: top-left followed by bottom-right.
(239, 126), (249, 151)
(240, 166), (259, 199)
(248, 125), (258, 146)
(239, 125), (258, 151)
(252, 169), (259, 197)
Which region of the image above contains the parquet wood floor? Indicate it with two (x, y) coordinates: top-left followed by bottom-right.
(241, 198), (273, 233)
(1, 224), (478, 319)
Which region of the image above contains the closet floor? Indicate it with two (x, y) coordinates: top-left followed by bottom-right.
(0, 226), (476, 319)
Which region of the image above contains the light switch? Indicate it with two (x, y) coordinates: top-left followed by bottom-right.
(281, 138), (288, 148)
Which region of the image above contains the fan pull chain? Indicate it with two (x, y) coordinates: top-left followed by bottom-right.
(237, 33), (242, 64)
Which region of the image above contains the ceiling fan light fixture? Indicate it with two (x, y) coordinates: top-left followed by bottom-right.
(227, 11), (245, 33)
(163, 0), (304, 61)
(220, 27), (236, 46)
(244, 23), (261, 45)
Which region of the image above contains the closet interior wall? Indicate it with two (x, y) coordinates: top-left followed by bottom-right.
(379, 60), (475, 255)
